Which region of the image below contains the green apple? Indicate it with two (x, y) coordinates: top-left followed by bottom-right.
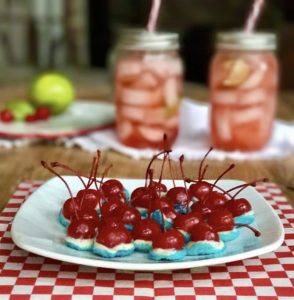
(6, 100), (35, 121)
(30, 72), (75, 115)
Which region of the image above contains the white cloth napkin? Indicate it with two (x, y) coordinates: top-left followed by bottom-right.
(1, 98), (294, 160)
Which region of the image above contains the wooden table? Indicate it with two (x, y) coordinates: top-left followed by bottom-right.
(0, 70), (294, 211)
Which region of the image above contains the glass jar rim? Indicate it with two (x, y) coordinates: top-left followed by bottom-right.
(216, 31), (277, 51)
(117, 29), (180, 51)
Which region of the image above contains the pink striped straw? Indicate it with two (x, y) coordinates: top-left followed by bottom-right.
(147, 0), (162, 32)
(245, 0), (265, 32)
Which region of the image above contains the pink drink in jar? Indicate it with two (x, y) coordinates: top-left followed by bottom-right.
(114, 31), (183, 149)
(209, 32), (278, 151)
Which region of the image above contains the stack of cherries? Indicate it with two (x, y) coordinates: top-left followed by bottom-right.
(42, 147), (262, 261)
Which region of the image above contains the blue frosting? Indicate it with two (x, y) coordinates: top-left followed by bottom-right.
(234, 214), (255, 225)
(149, 248), (187, 261)
(124, 188), (130, 204)
(124, 224), (133, 232)
(65, 240), (93, 251)
(219, 229), (240, 242)
(151, 210), (173, 229)
(187, 241), (225, 256)
(93, 245), (134, 258)
(179, 230), (191, 243)
(58, 210), (69, 228)
(134, 241), (152, 252)
(138, 208), (148, 219)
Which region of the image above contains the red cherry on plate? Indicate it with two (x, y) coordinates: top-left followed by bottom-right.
(121, 206), (141, 226)
(190, 222), (220, 242)
(101, 179), (124, 199)
(62, 198), (80, 220)
(207, 209), (234, 232)
(206, 191), (228, 210)
(100, 198), (124, 218)
(77, 189), (102, 210)
(67, 219), (96, 239)
(35, 106), (51, 120)
(152, 229), (184, 250)
(150, 196), (172, 212)
(226, 198), (252, 217)
(25, 114), (38, 123)
(188, 181), (212, 201)
(173, 211), (203, 233)
(166, 187), (188, 207)
(131, 186), (156, 209)
(96, 224), (132, 248)
(191, 200), (212, 218)
(0, 109), (14, 122)
(133, 219), (161, 241)
(149, 181), (167, 194)
(72, 207), (100, 228)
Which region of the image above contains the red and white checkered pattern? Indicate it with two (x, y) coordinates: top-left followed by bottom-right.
(0, 181), (293, 300)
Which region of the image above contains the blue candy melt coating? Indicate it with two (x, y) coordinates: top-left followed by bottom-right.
(187, 241), (224, 256)
(174, 204), (191, 215)
(134, 241), (152, 252)
(219, 229), (240, 242)
(180, 231), (191, 243)
(149, 248), (187, 261)
(93, 246), (134, 258)
(65, 240), (93, 251)
(138, 209), (148, 219)
(124, 224), (133, 232)
(124, 188), (130, 203)
(234, 214), (255, 225)
(58, 210), (69, 228)
(151, 210), (173, 229)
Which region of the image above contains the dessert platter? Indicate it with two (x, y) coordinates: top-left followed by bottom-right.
(11, 146), (284, 270)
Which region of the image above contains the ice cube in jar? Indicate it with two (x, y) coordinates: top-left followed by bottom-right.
(209, 31), (278, 151)
(114, 31), (183, 149)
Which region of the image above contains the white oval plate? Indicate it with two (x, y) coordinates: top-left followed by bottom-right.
(11, 177), (284, 271)
(0, 101), (114, 139)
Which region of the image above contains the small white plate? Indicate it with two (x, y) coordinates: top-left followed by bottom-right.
(11, 177), (284, 271)
(0, 101), (114, 139)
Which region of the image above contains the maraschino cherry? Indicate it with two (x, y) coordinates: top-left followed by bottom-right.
(121, 205), (141, 231)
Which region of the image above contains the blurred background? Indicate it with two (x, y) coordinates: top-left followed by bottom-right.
(0, 0), (293, 90)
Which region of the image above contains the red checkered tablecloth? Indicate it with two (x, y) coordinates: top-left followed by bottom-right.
(0, 181), (293, 300)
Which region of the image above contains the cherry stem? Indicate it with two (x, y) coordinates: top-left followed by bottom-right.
(145, 150), (171, 188)
(99, 164), (113, 188)
(160, 209), (165, 232)
(90, 150), (101, 188)
(179, 155), (189, 214)
(86, 157), (97, 189)
(41, 160), (79, 220)
(201, 164), (209, 181)
(230, 178), (268, 200)
(235, 223), (261, 237)
(158, 152), (168, 184)
(198, 147), (213, 180)
(50, 162), (87, 188)
(168, 154), (176, 188)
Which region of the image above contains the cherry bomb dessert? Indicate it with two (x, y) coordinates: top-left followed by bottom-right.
(41, 143), (262, 262)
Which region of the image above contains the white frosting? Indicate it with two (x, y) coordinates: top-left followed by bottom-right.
(94, 242), (134, 253)
(219, 229), (236, 235)
(152, 248), (178, 255)
(134, 239), (152, 246)
(178, 229), (188, 235)
(242, 210), (254, 216)
(187, 240), (224, 250)
(66, 236), (93, 247)
(137, 207), (148, 213)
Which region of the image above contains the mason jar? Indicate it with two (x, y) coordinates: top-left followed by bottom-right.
(114, 30), (183, 149)
(209, 31), (278, 151)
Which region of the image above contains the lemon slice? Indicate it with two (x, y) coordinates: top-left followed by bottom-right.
(223, 59), (251, 87)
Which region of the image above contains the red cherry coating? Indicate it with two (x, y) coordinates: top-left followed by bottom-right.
(226, 198), (252, 217)
(101, 179), (124, 199)
(71, 208), (100, 228)
(67, 219), (96, 239)
(133, 219), (161, 241)
(131, 186), (156, 209)
(62, 198), (79, 219)
(191, 201), (212, 218)
(96, 224), (132, 248)
(173, 211), (203, 233)
(100, 199), (124, 218)
(152, 229), (184, 250)
(77, 189), (102, 210)
(207, 209), (234, 232)
(150, 196), (172, 212)
(100, 215), (121, 228)
(190, 223), (220, 242)
(121, 206), (141, 225)
(35, 106), (51, 120)
(206, 191), (228, 210)
(0, 109), (14, 122)
(166, 187), (188, 206)
(149, 181), (167, 194)
(188, 181), (211, 201)
(160, 206), (178, 221)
